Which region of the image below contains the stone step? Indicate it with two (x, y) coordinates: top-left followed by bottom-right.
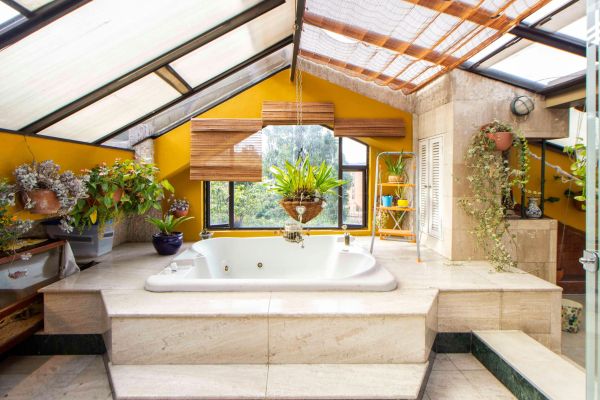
(473, 330), (585, 400)
(102, 289), (438, 365)
(107, 362), (429, 400)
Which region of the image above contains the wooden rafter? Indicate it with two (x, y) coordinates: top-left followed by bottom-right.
(303, 12), (458, 67)
(299, 49), (416, 91)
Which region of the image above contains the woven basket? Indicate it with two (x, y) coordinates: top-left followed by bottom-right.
(280, 199), (323, 223)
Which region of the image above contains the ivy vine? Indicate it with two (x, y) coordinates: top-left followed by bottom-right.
(458, 123), (530, 272)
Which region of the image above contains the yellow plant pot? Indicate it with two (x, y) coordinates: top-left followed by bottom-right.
(397, 199), (409, 207)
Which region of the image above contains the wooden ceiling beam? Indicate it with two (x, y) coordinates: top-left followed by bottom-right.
(404, 0), (511, 26)
(303, 12), (458, 67)
(299, 49), (416, 91)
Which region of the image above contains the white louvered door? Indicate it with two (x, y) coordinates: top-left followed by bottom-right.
(418, 135), (443, 239)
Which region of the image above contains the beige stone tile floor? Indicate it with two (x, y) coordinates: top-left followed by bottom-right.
(0, 353), (513, 399)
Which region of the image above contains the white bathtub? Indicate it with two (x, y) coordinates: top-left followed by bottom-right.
(145, 235), (397, 292)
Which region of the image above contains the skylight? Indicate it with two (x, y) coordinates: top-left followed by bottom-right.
(0, 2), (20, 25)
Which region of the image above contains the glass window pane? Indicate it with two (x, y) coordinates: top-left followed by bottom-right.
(170, 3), (292, 88)
(39, 73), (180, 142)
(467, 34), (516, 64)
(0, 0), (262, 129)
(523, 0), (575, 24)
(488, 40), (585, 85)
(559, 16), (585, 40)
(342, 138), (367, 165)
(0, 2), (20, 24)
(13, 0), (54, 11)
(209, 182), (230, 226)
(342, 170), (365, 226)
(229, 125), (340, 228)
(104, 45), (292, 147)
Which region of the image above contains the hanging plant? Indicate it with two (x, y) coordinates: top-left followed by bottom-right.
(13, 160), (89, 216)
(269, 156), (347, 223)
(0, 179), (33, 252)
(458, 122), (530, 272)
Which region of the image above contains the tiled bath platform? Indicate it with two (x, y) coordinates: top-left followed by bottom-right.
(37, 237), (564, 399)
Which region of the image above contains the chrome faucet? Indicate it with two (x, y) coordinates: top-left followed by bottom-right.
(342, 224), (351, 247)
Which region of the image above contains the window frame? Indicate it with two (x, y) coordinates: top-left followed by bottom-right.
(204, 135), (368, 230)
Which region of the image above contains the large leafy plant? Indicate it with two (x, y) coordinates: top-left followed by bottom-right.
(269, 156), (347, 201)
(146, 214), (194, 235)
(563, 139), (586, 206)
(115, 159), (174, 215)
(458, 124), (530, 272)
(0, 179), (32, 251)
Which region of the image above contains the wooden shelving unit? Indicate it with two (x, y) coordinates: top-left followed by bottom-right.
(370, 152), (420, 261)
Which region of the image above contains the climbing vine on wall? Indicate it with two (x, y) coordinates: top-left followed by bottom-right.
(458, 123), (530, 272)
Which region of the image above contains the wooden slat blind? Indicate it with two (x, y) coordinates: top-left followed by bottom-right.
(334, 118), (406, 137)
(262, 101), (334, 126)
(190, 118), (263, 182)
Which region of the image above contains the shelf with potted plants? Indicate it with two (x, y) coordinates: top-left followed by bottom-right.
(376, 153), (416, 241)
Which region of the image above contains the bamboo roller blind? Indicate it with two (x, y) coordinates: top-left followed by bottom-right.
(190, 118), (263, 182)
(334, 118), (405, 137)
(262, 101), (334, 125)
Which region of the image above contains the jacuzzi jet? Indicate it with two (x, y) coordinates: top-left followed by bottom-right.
(257, 262), (263, 268)
(224, 265), (229, 272)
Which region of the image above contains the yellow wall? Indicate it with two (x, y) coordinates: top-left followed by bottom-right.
(154, 70), (413, 239)
(0, 131), (133, 220)
(521, 144), (585, 232)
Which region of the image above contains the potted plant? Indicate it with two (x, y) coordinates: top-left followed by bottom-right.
(395, 187), (409, 208)
(147, 214), (194, 255)
(200, 228), (213, 240)
(563, 139), (586, 211)
(459, 125), (530, 271)
(13, 160), (89, 215)
(269, 156), (347, 223)
(383, 153), (407, 183)
(115, 159), (174, 217)
(168, 197), (190, 218)
(0, 179), (33, 253)
(480, 120), (515, 151)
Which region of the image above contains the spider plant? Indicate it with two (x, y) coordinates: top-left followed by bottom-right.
(383, 153), (407, 178)
(269, 156), (347, 201)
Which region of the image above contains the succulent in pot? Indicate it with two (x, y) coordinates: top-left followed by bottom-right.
(269, 156), (347, 223)
(383, 153), (408, 183)
(168, 197), (190, 218)
(147, 214), (194, 255)
(480, 120), (515, 151)
(394, 187), (409, 208)
(13, 160), (89, 216)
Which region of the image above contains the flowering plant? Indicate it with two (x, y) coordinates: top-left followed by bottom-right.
(13, 160), (89, 213)
(168, 197), (189, 213)
(0, 179), (33, 251)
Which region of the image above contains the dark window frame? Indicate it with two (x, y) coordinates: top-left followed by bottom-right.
(204, 135), (369, 230)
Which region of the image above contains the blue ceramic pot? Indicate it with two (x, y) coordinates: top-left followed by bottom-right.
(152, 232), (183, 255)
(381, 195), (394, 207)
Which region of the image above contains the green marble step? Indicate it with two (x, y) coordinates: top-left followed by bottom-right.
(473, 330), (584, 400)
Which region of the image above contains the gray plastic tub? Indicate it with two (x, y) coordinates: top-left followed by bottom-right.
(45, 223), (114, 259)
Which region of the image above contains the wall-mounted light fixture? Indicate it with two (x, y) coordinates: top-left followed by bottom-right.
(511, 95), (535, 116)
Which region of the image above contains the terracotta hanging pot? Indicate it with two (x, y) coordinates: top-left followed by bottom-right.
(172, 209), (189, 218)
(21, 189), (60, 214)
(113, 188), (124, 203)
(280, 199), (323, 223)
(486, 131), (513, 151)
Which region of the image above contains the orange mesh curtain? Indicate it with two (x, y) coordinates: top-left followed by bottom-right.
(190, 119), (263, 182)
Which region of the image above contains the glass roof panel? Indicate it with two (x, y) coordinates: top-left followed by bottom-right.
(523, 0), (575, 23)
(0, 2), (20, 24)
(38, 73), (180, 142)
(0, 0), (261, 130)
(487, 39), (585, 85)
(104, 45), (292, 148)
(13, 0), (54, 12)
(558, 16), (585, 39)
(170, 3), (293, 88)
(467, 33), (516, 63)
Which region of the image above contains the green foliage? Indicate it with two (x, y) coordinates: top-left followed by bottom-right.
(383, 153), (407, 177)
(458, 124), (530, 272)
(146, 214), (194, 235)
(563, 138), (586, 204)
(114, 159), (173, 216)
(68, 159), (173, 233)
(480, 119), (514, 134)
(269, 156), (347, 202)
(0, 179), (32, 250)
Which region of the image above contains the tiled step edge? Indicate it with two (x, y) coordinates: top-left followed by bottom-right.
(473, 330), (585, 400)
(107, 362), (430, 400)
